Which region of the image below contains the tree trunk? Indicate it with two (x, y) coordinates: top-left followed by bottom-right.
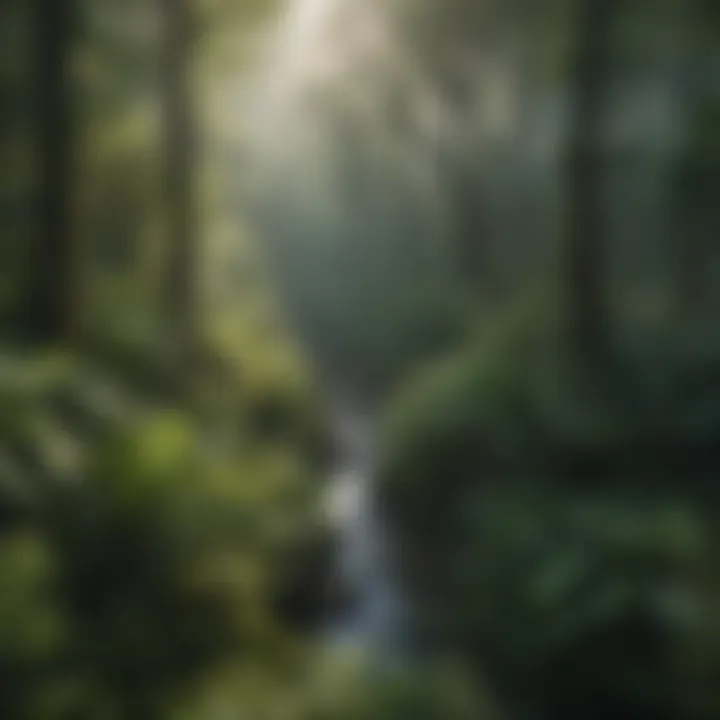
(162, 0), (197, 352)
(22, 0), (76, 344)
(672, 6), (720, 327)
(564, 0), (617, 367)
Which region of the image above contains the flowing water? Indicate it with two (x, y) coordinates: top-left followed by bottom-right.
(321, 400), (409, 655)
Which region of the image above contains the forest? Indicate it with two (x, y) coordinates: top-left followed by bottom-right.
(1, 0), (719, 718)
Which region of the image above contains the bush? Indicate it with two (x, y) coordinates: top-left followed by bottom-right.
(0, 351), (325, 719)
(376, 306), (720, 720)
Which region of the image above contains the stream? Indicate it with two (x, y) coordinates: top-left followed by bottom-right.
(321, 399), (409, 655)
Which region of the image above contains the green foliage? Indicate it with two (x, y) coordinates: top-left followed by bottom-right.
(0, 532), (71, 719)
(450, 489), (717, 717)
(178, 654), (502, 720)
(379, 297), (559, 527)
(2, 0), (720, 718)
(0, 351), (323, 719)
(297, 659), (500, 720)
(378, 303), (720, 719)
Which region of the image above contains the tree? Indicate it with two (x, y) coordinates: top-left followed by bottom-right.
(564, 0), (617, 369)
(19, 0), (77, 343)
(162, 0), (198, 352)
(673, 100), (720, 323)
(671, 0), (720, 326)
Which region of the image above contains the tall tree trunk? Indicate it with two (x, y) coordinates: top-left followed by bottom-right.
(162, 0), (197, 352)
(672, 3), (720, 327)
(22, 0), (76, 344)
(564, 0), (617, 368)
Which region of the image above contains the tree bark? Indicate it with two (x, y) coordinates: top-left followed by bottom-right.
(22, 0), (76, 343)
(565, 0), (617, 367)
(162, 0), (197, 351)
(672, 5), (720, 326)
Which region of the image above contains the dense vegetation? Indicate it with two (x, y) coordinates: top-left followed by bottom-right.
(1, 0), (719, 718)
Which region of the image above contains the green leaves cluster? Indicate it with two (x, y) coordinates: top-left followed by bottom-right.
(0, 352), (322, 719)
